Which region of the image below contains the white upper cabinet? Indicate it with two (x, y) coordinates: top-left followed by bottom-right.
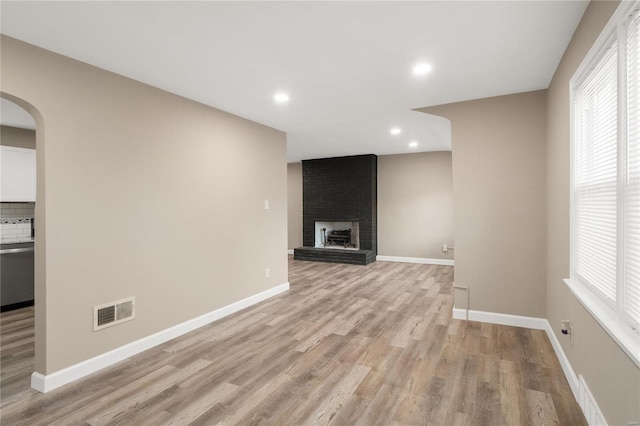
(0, 146), (36, 202)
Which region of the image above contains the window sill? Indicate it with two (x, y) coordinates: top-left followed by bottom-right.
(564, 278), (640, 369)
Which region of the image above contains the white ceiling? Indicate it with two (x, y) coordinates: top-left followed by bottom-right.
(0, 1), (588, 161)
(1, 98), (36, 130)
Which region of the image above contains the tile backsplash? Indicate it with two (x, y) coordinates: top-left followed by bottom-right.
(1, 202), (35, 243)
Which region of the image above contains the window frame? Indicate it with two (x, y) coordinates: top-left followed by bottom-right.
(567, 0), (640, 369)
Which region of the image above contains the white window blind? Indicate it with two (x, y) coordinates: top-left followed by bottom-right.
(625, 10), (640, 325)
(572, 3), (640, 348)
(574, 44), (618, 304)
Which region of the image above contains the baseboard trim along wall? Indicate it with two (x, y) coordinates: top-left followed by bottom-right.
(376, 255), (454, 266)
(542, 318), (580, 402)
(452, 308), (547, 329)
(31, 282), (290, 393)
(287, 253), (454, 266)
(452, 307), (607, 426)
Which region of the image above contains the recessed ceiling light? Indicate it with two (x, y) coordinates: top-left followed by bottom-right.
(412, 63), (432, 75)
(409, 141), (418, 148)
(274, 93), (289, 103)
(390, 128), (401, 135)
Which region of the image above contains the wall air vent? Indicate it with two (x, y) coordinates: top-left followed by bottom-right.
(93, 297), (135, 331)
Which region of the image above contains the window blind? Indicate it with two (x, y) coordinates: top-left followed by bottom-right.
(575, 44), (618, 303)
(625, 10), (640, 325)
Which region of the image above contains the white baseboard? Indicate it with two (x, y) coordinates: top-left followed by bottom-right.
(452, 307), (606, 425)
(376, 255), (454, 266)
(451, 308), (547, 329)
(287, 249), (294, 255)
(542, 319), (580, 402)
(31, 282), (290, 393)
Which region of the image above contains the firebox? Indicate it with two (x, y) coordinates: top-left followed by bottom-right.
(315, 221), (360, 249)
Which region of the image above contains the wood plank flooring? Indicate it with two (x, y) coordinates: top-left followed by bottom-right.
(0, 257), (586, 425)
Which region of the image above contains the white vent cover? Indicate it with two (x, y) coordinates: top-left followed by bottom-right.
(93, 297), (135, 331)
(578, 374), (606, 426)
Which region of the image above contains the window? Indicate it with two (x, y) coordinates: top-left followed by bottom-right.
(569, 1), (640, 366)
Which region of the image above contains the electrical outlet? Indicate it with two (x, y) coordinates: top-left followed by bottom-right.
(264, 200), (269, 210)
(265, 268), (270, 278)
(442, 244), (448, 252)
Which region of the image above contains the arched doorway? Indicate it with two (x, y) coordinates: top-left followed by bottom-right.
(0, 94), (45, 397)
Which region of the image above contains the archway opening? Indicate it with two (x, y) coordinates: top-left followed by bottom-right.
(0, 94), (45, 395)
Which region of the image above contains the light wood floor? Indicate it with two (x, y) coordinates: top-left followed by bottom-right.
(0, 257), (585, 425)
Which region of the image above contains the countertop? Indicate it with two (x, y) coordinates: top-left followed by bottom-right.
(0, 239), (35, 247)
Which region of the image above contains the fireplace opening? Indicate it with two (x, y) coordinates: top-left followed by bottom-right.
(315, 221), (360, 250)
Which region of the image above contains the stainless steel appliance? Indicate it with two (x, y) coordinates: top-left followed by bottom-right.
(0, 241), (34, 311)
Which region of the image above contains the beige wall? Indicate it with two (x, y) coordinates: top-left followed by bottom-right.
(418, 90), (547, 318)
(1, 125), (36, 149)
(546, 1), (639, 424)
(378, 152), (453, 260)
(287, 162), (302, 250)
(1, 36), (288, 375)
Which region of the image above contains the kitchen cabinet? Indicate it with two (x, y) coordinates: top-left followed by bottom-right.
(0, 146), (36, 202)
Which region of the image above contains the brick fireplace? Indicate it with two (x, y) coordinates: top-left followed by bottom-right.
(294, 154), (377, 265)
